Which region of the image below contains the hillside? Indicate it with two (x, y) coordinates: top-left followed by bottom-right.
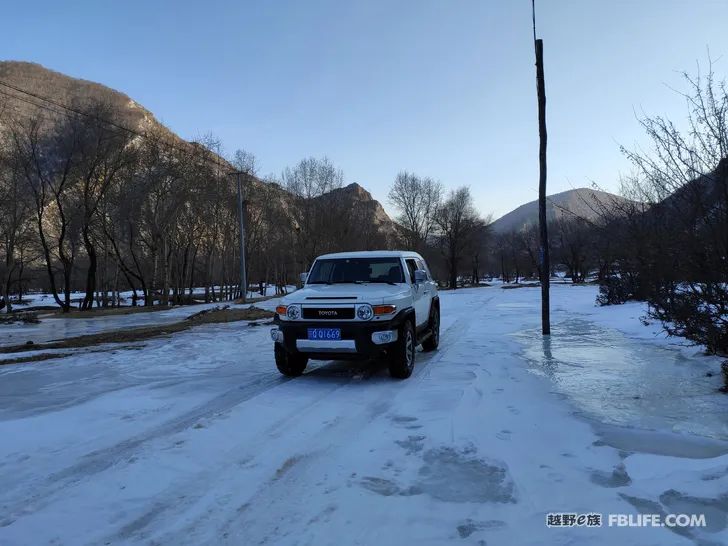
(657, 157), (728, 211)
(0, 60), (400, 244)
(317, 182), (401, 236)
(0, 61), (165, 136)
(490, 188), (631, 234)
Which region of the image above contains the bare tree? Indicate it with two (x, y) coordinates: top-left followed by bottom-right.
(435, 187), (482, 289)
(74, 103), (136, 310)
(7, 113), (86, 312)
(388, 171), (442, 250)
(553, 217), (591, 283)
(604, 61), (728, 352)
(0, 130), (33, 311)
(1, 94), (438, 313)
(282, 157), (344, 267)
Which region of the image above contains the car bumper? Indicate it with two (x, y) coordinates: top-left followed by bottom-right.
(271, 310), (410, 360)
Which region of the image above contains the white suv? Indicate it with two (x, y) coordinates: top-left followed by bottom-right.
(270, 251), (440, 379)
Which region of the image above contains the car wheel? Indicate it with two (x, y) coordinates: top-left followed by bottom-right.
(274, 344), (308, 377)
(422, 306), (439, 352)
(388, 319), (415, 379)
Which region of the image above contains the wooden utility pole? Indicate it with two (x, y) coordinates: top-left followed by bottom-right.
(229, 171), (248, 303)
(533, 0), (550, 335)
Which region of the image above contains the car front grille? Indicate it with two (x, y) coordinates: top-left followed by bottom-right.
(302, 307), (355, 320)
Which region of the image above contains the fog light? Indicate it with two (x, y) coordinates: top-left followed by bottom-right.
(270, 328), (283, 342)
(372, 330), (398, 345)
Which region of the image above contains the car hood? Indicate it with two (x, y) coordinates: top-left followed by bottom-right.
(283, 283), (410, 306)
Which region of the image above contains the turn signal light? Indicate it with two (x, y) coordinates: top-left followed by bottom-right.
(373, 305), (396, 316)
(276, 305), (287, 315)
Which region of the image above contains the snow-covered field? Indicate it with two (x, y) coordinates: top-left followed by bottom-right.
(1, 285), (727, 545)
(9, 285), (291, 311)
(1, 289), (287, 348)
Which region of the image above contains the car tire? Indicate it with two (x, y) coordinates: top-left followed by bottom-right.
(422, 305), (440, 352)
(274, 344), (308, 377)
(388, 319), (416, 379)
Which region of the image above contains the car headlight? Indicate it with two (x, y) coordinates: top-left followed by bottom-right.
(357, 304), (373, 320)
(286, 305), (301, 320)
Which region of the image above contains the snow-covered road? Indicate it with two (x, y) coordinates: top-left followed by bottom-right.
(1, 285), (727, 545)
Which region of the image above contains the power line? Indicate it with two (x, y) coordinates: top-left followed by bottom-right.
(0, 77), (254, 297)
(0, 78), (233, 173)
(1, 79), (613, 231)
(0, 88), (69, 119)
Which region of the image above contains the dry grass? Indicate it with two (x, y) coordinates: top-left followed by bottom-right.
(186, 306), (273, 323)
(233, 293), (282, 305)
(44, 296), (279, 318)
(437, 283), (492, 291)
(0, 311), (40, 324)
(0, 353), (68, 365)
(45, 305), (173, 318)
(0, 306), (274, 357)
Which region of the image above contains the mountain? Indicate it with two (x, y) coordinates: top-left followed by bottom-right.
(658, 157), (728, 211)
(319, 183), (400, 235)
(490, 188), (632, 234)
(0, 61), (168, 137)
(0, 61), (400, 244)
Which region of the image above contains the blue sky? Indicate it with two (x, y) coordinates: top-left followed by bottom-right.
(4, 0), (727, 218)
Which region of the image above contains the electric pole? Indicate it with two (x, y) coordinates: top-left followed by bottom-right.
(533, 0), (550, 335)
(229, 171), (247, 303)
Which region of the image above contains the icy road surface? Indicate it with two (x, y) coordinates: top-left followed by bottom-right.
(1, 285), (728, 545)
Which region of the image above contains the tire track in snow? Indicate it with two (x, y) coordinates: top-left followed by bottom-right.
(129, 316), (472, 545)
(107, 359), (412, 544)
(0, 373), (288, 526)
(216, 318), (476, 545)
(4, 308), (472, 538)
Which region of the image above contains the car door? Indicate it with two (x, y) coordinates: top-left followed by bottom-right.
(405, 258), (428, 328)
(415, 257), (435, 319)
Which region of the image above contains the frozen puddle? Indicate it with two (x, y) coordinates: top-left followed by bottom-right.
(515, 318), (728, 454)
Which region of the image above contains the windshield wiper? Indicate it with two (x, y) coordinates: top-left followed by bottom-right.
(308, 281), (332, 285)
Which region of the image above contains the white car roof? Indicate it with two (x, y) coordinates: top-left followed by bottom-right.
(315, 250), (424, 260)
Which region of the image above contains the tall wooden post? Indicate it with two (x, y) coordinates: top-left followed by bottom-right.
(229, 171), (247, 303)
(533, 3), (550, 335)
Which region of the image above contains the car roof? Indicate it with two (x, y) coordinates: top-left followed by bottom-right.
(315, 250), (424, 260)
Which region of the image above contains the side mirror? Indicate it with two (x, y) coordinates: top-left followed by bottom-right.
(300, 272), (308, 284)
(414, 269), (427, 284)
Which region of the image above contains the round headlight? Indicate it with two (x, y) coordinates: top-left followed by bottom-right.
(357, 304), (373, 320)
(286, 305), (300, 320)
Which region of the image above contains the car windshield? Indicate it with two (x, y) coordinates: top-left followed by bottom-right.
(307, 257), (404, 284)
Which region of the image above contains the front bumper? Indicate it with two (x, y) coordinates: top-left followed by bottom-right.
(271, 309), (410, 360)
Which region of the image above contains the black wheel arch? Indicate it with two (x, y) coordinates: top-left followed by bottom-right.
(385, 306), (416, 330)
(428, 295), (440, 318)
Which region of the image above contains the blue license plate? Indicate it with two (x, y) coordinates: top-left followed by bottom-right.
(307, 328), (341, 340)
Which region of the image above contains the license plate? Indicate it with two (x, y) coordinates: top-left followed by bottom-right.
(307, 328), (341, 340)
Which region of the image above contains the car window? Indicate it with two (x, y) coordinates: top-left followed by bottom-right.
(405, 259), (418, 283)
(415, 258), (429, 279)
(307, 257), (405, 284)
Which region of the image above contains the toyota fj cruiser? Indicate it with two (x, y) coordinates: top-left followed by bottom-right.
(270, 251), (440, 379)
